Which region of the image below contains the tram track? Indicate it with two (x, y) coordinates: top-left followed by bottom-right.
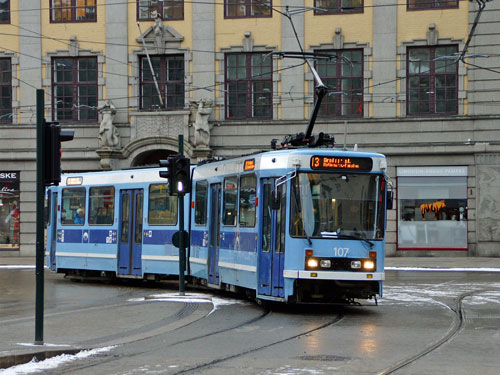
(48, 303), (344, 375)
(375, 290), (482, 375)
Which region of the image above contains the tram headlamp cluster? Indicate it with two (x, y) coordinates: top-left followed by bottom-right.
(362, 260), (375, 271)
(306, 258), (332, 269)
(307, 258), (319, 268)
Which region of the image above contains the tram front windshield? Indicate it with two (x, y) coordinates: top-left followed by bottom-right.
(291, 173), (385, 240)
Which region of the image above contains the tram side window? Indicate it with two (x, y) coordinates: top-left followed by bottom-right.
(88, 186), (114, 225)
(194, 181), (208, 225)
(239, 174), (256, 227)
(223, 176), (238, 226)
(148, 184), (178, 225)
(61, 187), (86, 225)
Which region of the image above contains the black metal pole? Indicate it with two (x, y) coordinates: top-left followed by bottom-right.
(35, 89), (45, 344)
(178, 134), (186, 295)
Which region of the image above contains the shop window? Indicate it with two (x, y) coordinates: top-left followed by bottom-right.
(407, 46), (458, 116)
(225, 53), (272, 119)
(137, 0), (183, 21)
(315, 49), (363, 117)
(148, 184), (177, 225)
(52, 57), (98, 122)
(50, 0), (97, 23)
(140, 55), (184, 110)
(61, 187), (86, 225)
(223, 176), (238, 226)
(225, 0), (271, 18)
(88, 186), (115, 225)
(397, 173), (467, 250)
(407, 0), (458, 10)
(239, 174), (256, 227)
(194, 181), (208, 225)
(0, 0), (9, 24)
(0, 172), (20, 249)
(314, 0), (363, 14)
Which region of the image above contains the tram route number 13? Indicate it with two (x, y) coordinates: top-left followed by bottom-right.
(334, 248), (349, 257)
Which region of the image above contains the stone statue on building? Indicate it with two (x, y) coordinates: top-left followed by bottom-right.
(191, 99), (213, 148)
(98, 100), (120, 149)
(152, 10), (164, 51)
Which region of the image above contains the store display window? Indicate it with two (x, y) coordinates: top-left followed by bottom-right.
(0, 172), (20, 250)
(397, 167), (468, 250)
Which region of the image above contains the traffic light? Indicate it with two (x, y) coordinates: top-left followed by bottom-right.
(159, 156), (177, 195)
(174, 156), (190, 195)
(44, 121), (74, 186)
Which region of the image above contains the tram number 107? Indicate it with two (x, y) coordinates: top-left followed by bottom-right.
(333, 248), (350, 257)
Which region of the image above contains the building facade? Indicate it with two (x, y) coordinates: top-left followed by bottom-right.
(1, 0), (499, 257)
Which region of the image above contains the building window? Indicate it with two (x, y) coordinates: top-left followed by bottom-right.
(50, 0), (97, 22)
(397, 167), (467, 250)
(52, 57), (98, 122)
(0, 0), (10, 24)
(140, 55), (184, 110)
(138, 0), (183, 20)
(225, 53), (272, 120)
(316, 49), (363, 117)
(0, 172), (20, 250)
(407, 46), (458, 116)
(314, 0), (363, 14)
(0, 58), (12, 123)
(407, 0), (458, 10)
(225, 0), (271, 18)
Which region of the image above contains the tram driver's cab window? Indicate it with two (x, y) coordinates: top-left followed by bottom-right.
(61, 187), (86, 225)
(148, 184), (178, 225)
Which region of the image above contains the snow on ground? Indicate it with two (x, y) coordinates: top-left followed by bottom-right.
(0, 266), (36, 270)
(0, 346), (115, 375)
(128, 291), (250, 315)
(386, 267), (500, 273)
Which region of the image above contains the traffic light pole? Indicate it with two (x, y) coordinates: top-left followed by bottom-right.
(178, 135), (186, 296)
(35, 89), (45, 344)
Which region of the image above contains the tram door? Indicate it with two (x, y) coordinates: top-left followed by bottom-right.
(207, 183), (221, 285)
(49, 192), (58, 270)
(118, 189), (144, 276)
(258, 179), (285, 298)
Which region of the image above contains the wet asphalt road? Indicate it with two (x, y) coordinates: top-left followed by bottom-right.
(1, 268), (499, 375)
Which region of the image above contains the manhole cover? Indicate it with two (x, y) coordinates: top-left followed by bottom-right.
(296, 355), (351, 362)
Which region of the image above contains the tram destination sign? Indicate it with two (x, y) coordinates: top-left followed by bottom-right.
(310, 156), (373, 172)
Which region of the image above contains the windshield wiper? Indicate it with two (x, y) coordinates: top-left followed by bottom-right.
(321, 231), (374, 248)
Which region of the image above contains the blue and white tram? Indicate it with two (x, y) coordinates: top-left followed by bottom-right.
(46, 168), (188, 280)
(189, 148), (390, 303)
(46, 148), (391, 304)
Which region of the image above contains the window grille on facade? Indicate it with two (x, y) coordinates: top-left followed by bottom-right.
(140, 55), (185, 110)
(52, 57), (98, 122)
(315, 49), (363, 117)
(50, 0), (97, 22)
(314, 0), (363, 14)
(137, 0), (184, 20)
(0, 58), (12, 123)
(224, 0), (271, 18)
(407, 46), (458, 116)
(225, 53), (272, 120)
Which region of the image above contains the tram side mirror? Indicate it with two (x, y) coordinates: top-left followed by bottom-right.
(386, 191), (394, 210)
(272, 193), (281, 210)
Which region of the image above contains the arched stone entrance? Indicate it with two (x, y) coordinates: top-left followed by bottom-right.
(131, 149), (176, 167)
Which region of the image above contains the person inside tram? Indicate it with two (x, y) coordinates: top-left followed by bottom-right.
(74, 208), (85, 224)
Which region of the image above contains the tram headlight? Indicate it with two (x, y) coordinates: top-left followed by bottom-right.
(351, 260), (362, 269)
(320, 259), (331, 268)
(362, 259), (376, 271)
(307, 258), (319, 268)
